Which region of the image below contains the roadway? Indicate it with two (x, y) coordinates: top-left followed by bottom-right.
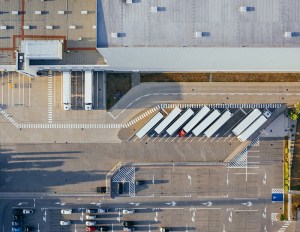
(0, 77), (299, 143)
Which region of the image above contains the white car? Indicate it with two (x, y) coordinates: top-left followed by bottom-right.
(61, 209), (72, 214)
(60, 221), (71, 226)
(123, 209), (135, 214)
(22, 209), (34, 214)
(98, 208), (107, 213)
(86, 221), (96, 226)
(86, 215), (96, 220)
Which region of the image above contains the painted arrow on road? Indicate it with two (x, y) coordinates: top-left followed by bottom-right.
(241, 202), (253, 207)
(165, 201), (177, 207)
(129, 202), (141, 206)
(54, 202), (65, 206)
(17, 202), (28, 206)
(202, 201), (213, 207)
(91, 202), (102, 206)
(263, 206), (266, 218)
(228, 211), (232, 223)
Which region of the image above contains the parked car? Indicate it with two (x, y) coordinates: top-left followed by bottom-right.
(98, 208), (107, 213)
(96, 187), (106, 193)
(122, 221), (134, 228)
(135, 180), (145, 185)
(60, 221), (71, 226)
(11, 227), (22, 232)
(61, 209), (72, 214)
(122, 209), (135, 214)
(86, 215), (96, 220)
(24, 227), (34, 231)
(98, 226), (109, 231)
(86, 221), (96, 226)
(12, 221), (22, 226)
(123, 228), (135, 232)
(160, 228), (170, 232)
(13, 209), (23, 215)
(22, 209), (33, 214)
(86, 209), (97, 214)
(13, 215), (23, 221)
(86, 227), (97, 231)
(118, 182), (124, 194)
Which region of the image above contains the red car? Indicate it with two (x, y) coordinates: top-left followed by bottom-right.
(86, 227), (97, 231)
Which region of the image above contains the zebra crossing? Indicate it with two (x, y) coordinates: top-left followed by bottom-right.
(249, 137), (260, 147)
(0, 108), (18, 128)
(159, 103), (283, 109)
(278, 221), (291, 232)
(112, 167), (135, 182)
(272, 188), (284, 194)
(0, 106), (124, 129)
(112, 167), (135, 197)
(18, 123), (124, 129)
(227, 148), (248, 168)
(48, 74), (53, 123)
(124, 105), (161, 128)
(272, 213), (278, 222)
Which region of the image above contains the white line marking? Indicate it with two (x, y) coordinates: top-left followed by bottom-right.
(234, 173), (258, 175)
(234, 210), (258, 212)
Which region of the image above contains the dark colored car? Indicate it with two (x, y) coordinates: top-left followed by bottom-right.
(98, 226), (109, 231)
(97, 187), (106, 194)
(24, 227), (34, 231)
(160, 228), (170, 232)
(13, 215), (24, 221)
(12, 221), (22, 227)
(122, 221), (134, 228)
(86, 209), (98, 214)
(135, 180), (145, 185)
(118, 182), (124, 194)
(13, 209), (23, 215)
(11, 227), (22, 232)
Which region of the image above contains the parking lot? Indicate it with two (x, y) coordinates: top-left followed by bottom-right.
(5, 136), (283, 232)
(124, 103), (284, 143)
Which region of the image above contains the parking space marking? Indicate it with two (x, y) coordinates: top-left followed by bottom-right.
(234, 172), (258, 175)
(234, 210), (258, 212)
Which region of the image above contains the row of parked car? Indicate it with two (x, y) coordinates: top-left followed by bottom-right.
(61, 208), (109, 231)
(60, 207), (170, 231)
(12, 209), (34, 232)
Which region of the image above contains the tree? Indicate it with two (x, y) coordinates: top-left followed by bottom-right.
(289, 110), (299, 120)
(294, 102), (300, 114)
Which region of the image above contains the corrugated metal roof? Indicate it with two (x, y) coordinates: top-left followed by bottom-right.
(97, 0), (300, 48)
(98, 47), (300, 72)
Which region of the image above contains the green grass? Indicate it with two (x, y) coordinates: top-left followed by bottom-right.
(106, 73), (131, 110)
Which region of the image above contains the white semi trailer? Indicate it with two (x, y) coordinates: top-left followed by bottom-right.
(166, 108), (194, 136)
(237, 115), (267, 142)
(204, 110), (232, 138)
(183, 105), (210, 133)
(192, 109), (221, 136)
(136, 112), (164, 139)
(84, 71), (93, 110)
(232, 109), (262, 136)
(63, 71), (71, 111)
(154, 107), (182, 134)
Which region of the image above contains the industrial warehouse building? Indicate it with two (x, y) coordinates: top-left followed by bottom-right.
(9, 0), (300, 74)
(96, 0), (300, 72)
